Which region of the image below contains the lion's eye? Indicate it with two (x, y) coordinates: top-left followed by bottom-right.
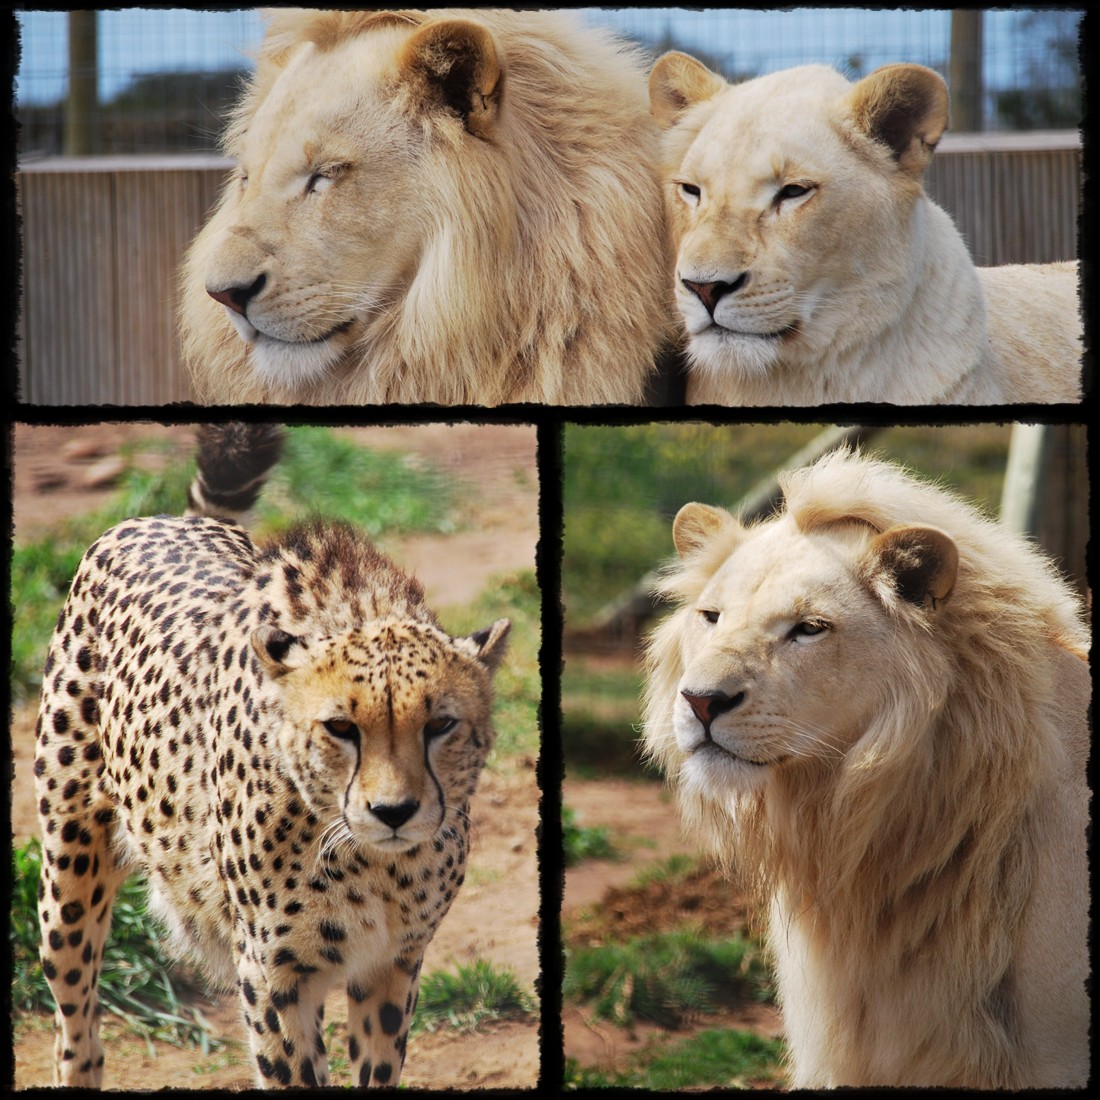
(699, 609), (720, 625)
(789, 619), (828, 640)
(323, 718), (359, 740)
(425, 716), (458, 739)
(776, 182), (812, 203)
(307, 173), (335, 196)
(678, 181), (701, 204)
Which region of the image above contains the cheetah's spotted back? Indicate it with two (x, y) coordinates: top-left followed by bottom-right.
(35, 511), (509, 1087)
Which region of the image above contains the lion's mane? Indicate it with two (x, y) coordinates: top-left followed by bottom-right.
(643, 449), (1089, 1087)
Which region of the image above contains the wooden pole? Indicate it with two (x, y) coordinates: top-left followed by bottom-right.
(64, 11), (98, 155)
(949, 9), (984, 132)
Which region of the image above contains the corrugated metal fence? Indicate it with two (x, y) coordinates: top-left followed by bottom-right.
(17, 134), (1081, 406)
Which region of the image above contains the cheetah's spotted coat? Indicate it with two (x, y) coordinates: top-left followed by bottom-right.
(35, 513), (509, 1087)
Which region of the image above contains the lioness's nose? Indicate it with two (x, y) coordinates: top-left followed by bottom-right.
(368, 799), (420, 830)
(208, 272), (267, 316)
(681, 689), (745, 728)
(682, 273), (748, 316)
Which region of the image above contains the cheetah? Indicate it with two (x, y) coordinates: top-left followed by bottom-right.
(34, 424), (511, 1087)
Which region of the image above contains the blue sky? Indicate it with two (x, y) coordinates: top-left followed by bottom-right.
(16, 8), (1077, 105)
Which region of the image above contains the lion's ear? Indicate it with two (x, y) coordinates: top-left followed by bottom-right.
(672, 503), (737, 557)
(845, 63), (949, 178)
(649, 52), (727, 129)
(868, 524), (958, 611)
(397, 19), (501, 138)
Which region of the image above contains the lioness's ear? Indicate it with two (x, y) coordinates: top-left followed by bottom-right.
(252, 625), (310, 678)
(672, 503), (737, 557)
(846, 63), (949, 178)
(868, 524), (958, 611)
(397, 19), (501, 138)
(649, 51), (727, 129)
(458, 618), (511, 675)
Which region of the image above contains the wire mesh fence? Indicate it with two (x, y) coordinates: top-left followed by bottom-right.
(15, 8), (1083, 158)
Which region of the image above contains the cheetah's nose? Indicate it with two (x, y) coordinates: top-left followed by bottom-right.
(369, 799), (420, 830)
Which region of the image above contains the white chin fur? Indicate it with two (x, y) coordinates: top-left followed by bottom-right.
(250, 334), (346, 391)
(681, 747), (769, 802)
(689, 328), (782, 381)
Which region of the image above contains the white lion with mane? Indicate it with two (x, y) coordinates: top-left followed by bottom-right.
(648, 55), (1083, 404)
(181, 8), (673, 406)
(643, 448), (1089, 1087)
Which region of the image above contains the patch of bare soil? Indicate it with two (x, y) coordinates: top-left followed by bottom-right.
(9, 422), (540, 1090)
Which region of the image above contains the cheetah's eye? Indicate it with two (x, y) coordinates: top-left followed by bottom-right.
(424, 716), (458, 739)
(323, 718), (359, 740)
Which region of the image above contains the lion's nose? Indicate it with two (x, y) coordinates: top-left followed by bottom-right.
(368, 799), (420, 830)
(208, 272), (267, 317)
(681, 689), (745, 728)
(682, 273), (748, 317)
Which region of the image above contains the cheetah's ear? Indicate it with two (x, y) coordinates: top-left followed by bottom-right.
(252, 625), (310, 678)
(458, 618), (511, 675)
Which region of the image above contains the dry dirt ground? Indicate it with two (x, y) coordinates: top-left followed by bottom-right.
(9, 421), (541, 1090)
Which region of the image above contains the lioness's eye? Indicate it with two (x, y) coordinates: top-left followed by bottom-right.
(425, 717), (458, 739)
(307, 173), (334, 196)
(777, 182), (811, 203)
(789, 619), (828, 640)
(323, 718), (359, 740)
(699, 609), (720, 625)
(678, 181), (701, 204)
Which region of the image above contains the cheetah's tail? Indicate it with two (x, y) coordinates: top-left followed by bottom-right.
(186, 422), (286, 522)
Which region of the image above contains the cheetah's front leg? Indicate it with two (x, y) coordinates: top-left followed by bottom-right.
(237, 966), (332, 1087)
(346, 957), (423, 1088)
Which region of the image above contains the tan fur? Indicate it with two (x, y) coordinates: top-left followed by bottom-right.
(181, 8), (673, 406)
(643, 449), (1089, 1087)
(649, 55), (1083, 404)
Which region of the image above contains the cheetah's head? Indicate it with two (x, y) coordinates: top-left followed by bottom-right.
(253, 617), (510, 853)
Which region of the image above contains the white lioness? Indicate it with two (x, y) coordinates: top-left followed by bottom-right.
(181, 9), (673, 406)
(643, 449), (1089, 1087)
(649, 55), (1082, 404)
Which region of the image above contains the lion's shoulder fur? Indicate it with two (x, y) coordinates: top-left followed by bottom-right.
(643, 449), (1089, 1086)
(183, 8), (672, 405)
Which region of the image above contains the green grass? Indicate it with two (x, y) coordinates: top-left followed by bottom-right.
(563, 929), (772, 1028)
(563, 806), (618, 866)
(561, 657), (651, 778)
(11, 839), (219, 1049)
(255, 426), (458, 538)
(412, 959), (536, 1034)
(444, 569), (541, 762)
(564, 1028), (786, 1089)
(628, 852), (700, 889)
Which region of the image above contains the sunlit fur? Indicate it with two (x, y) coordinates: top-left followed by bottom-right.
(181, 8), (673, 405)
(643, 449), (1089, 1087)
(648, 55), (1082, 404)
